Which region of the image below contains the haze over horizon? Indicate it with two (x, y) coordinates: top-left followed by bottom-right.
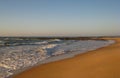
(0, 0), (120, 36)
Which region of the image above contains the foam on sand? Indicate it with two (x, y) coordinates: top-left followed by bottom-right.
(0, 40), (115, 78)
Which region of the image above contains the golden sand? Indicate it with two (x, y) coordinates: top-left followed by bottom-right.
(14, 38), (120, 78)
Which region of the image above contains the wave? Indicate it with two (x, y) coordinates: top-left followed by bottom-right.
(0, 39), (62, 47)
(0, 39), (115, 78)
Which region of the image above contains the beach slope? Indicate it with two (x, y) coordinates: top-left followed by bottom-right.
(14, 38), (120, 78)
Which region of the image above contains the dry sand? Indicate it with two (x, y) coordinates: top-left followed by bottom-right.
(14, 38), (120, 78)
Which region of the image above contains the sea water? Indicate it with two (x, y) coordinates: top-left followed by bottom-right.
(0, 38), (115, 78)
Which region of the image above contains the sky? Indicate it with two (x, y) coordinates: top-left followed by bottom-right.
(0, 0), (120, 36)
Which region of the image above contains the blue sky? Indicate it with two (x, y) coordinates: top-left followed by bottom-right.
(0, 0), (120, 36)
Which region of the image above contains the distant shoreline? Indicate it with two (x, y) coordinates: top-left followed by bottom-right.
(0, 36), (115, 40)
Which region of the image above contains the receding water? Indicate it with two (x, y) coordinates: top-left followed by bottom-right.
(0, 37), (115, 78)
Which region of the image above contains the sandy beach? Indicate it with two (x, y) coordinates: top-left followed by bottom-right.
(14, 38), (120, 78)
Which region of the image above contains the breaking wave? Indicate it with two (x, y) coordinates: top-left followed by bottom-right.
(0, 38), (115, 78)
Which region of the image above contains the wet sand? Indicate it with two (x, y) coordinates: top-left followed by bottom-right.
(14, 38), (120, 78)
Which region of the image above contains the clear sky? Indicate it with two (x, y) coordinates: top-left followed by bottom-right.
(0, 0), (120, 36)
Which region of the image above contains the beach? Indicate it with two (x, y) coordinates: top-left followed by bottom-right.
(14, 38), (120, 78)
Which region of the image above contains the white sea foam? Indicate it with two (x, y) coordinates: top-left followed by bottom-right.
(0, 40), (115, 78)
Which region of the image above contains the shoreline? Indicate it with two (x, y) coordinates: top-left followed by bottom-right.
(11, 39), (116, 78)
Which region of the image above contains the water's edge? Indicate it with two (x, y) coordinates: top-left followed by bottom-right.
(10, 40), (115, 78)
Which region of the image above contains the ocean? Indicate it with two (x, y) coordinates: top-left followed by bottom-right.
(0, 37), (115, 78)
